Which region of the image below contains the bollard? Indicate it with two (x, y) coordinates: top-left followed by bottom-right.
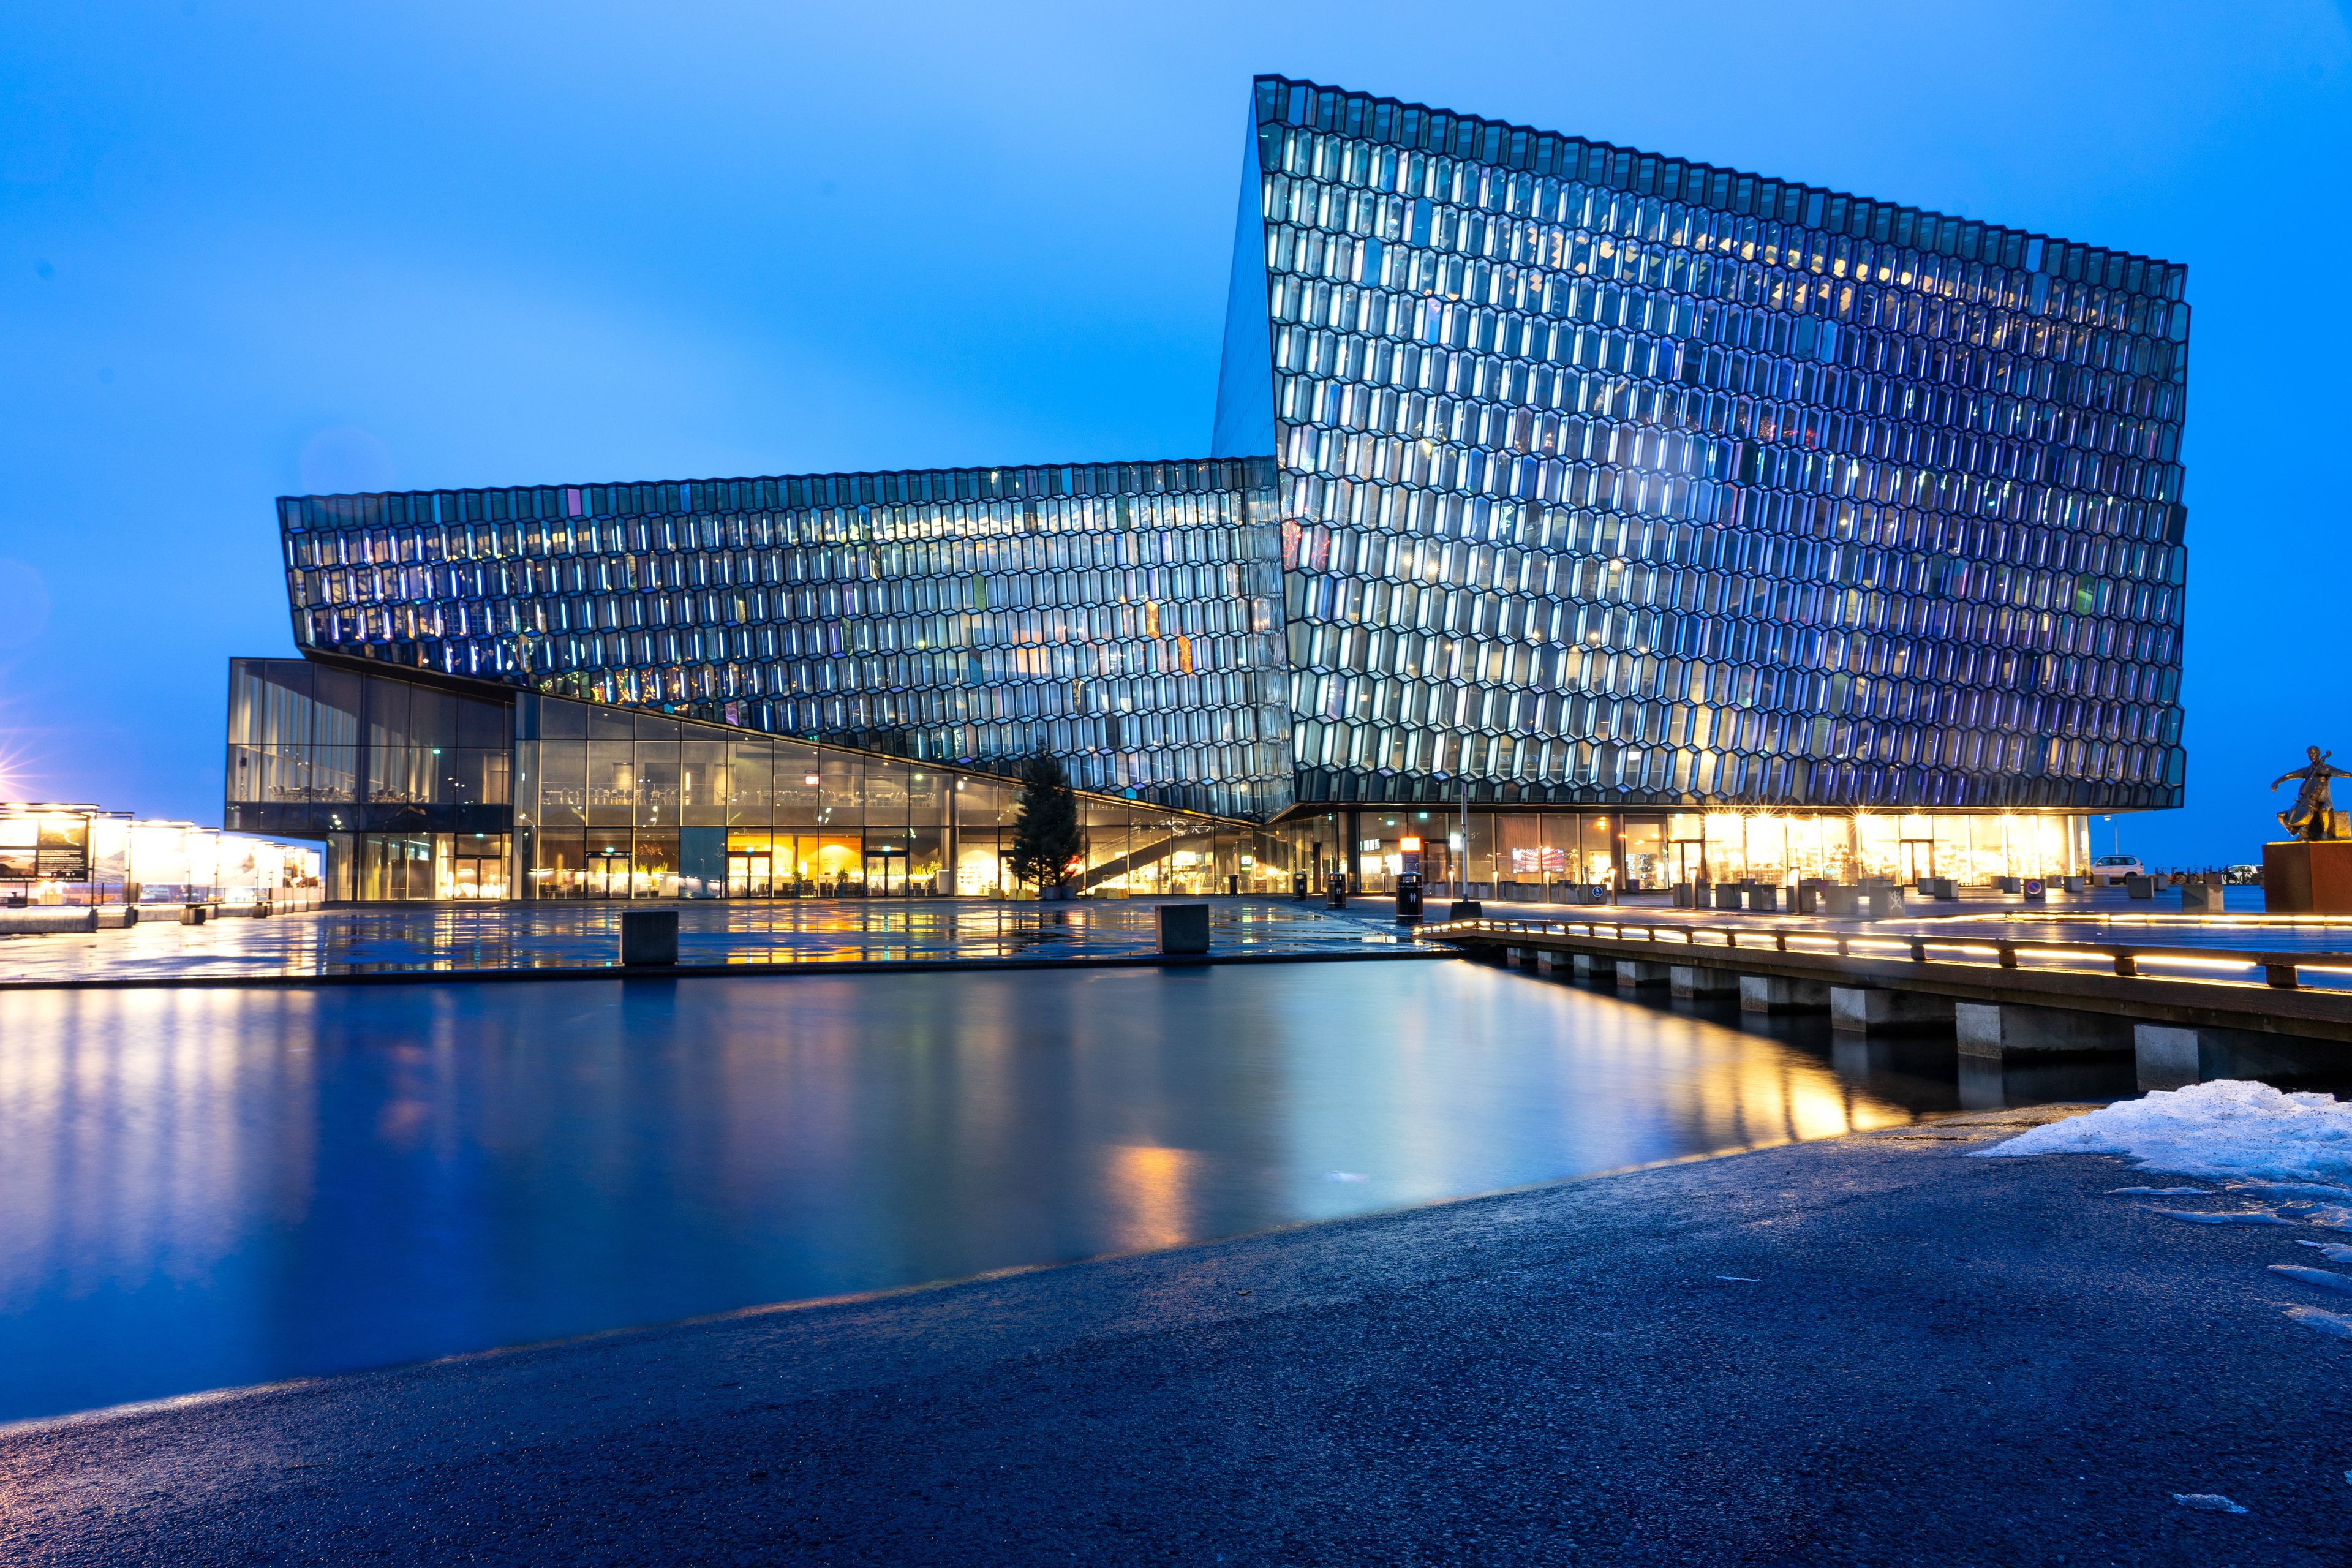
(620, 909), (679, 966)
(1157, 902), (1210, 955)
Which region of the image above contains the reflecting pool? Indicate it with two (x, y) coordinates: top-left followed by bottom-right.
(0, 963), (2095, 1422)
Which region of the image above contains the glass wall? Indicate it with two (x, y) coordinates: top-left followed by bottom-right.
(1276, 808), (2089, 896)
(516, 693), (1296, 900)
(225, 658), (512, 837)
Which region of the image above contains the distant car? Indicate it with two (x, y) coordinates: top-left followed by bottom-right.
(2226, 864), (2261, 885)
(2089, 854), (2144, 885)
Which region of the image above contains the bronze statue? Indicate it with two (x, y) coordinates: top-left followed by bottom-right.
(2271, 746), (2352, 842)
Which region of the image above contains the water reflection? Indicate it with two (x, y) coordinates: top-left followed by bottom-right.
(1, 963), (2037, 1422)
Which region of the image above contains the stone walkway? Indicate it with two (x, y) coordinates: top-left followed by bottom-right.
(7, 1109), (2348, 1565)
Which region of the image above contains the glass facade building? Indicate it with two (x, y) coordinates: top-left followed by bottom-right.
(230, 75), (2188, 902)
(1218, 75), (2186, 816)
(225, 658), (1297, 902)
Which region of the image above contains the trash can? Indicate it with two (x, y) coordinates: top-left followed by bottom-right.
(1393, 873), (1423, 924)
(621, 908), (679, 965)
(1292, 872), (1310, 902)
(1227, 875), (1240, 897)
(1324, 876), (1348, 910)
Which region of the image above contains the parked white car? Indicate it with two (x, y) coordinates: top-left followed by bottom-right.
(2089, 854), (2144, 885)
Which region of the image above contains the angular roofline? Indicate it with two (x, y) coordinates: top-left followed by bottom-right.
(1253, 72), (2185, 294)
(273, 454), (1278, 515)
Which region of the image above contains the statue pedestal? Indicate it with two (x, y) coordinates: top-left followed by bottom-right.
(2261, 840), (2352, 913)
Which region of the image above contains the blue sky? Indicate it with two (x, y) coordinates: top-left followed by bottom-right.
(2, 0), (2346, 864)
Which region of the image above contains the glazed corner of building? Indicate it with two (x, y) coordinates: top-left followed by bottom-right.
(228, 71), (2188, 898)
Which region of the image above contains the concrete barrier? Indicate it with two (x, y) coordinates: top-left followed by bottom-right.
(1669, 964), (1740, 999)
(2133, 1025), (2201, 1091)
(2179, 880), (2224, 913)
(2134, 1022), (2342, 1092)
(620, 909), (679, 966)
(1955, 1002), (2132, 1060)
(0, 907), (98, 934)
(1156, 902), (1210, 955)
(1830, 985), (1954, 1035)
(95, 905), (140, 929)
(1741, 974), (1830, 1014)
(1615, 959), (1671, 989)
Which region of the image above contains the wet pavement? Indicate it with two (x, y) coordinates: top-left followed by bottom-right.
(0, 897), (1412, 985)
(10, 1112), (2348, 1567)
(0, 961), (2120, 1423)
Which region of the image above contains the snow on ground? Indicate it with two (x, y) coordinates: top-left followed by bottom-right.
(1975, 1080), (2352, 1185)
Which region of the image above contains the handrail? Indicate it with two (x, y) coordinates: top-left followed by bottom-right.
(1415, 914), (2352, 992)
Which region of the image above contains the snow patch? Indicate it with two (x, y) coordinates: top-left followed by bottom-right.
(2269, 1265), (2352, 1295)
(2107, 1186), (2207, 1196)
(2154, 1210), (2293, 1227)
(2228, 1182), (2352, 1201)
(2296, 1240), (2352, 1264)
(1973, 1081), (2352, 1185)
(2171, 1493), (2248, 1513)
(2285, 1306), (2352, 1341)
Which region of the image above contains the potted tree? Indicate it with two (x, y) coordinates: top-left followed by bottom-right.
(1008, 752), (1086, 900)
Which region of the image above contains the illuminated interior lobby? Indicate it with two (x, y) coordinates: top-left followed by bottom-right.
(225, 75), (2184, 903)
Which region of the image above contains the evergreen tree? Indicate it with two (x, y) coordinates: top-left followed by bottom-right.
(1007, 752), (1085, 896)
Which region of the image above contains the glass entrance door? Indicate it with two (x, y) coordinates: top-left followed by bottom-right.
(586, 850), (629, 899)
(1620, 818), (1668, 891)
(451, 854), (500, 899)
(1899, 840), (1934, 885)
(726, 854), (771, 899)
(864, 849), (905, 897)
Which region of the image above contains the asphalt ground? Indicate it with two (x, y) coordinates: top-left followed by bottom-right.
(4, 1106), (2349, 1566)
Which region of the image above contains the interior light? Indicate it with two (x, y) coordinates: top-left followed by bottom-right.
(805, 774), (821, 786)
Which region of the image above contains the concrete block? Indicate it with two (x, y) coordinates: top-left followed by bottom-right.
(0, 907), (98, 934)
(620, 908), (679, 966)
(1954, 1001), (2132, 1059)
(2179, 880), (2224, 913)
(2134, 1025), (2201, 1091)
(1830, 985), (1954, 1035)
(1572, 952), (1613, 980)
(1615, 959), (1672, 988)
(1156, 902), (1210, 954)
(1670, 964), (1740, 998)
(1741, 974), (1831, 1014)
